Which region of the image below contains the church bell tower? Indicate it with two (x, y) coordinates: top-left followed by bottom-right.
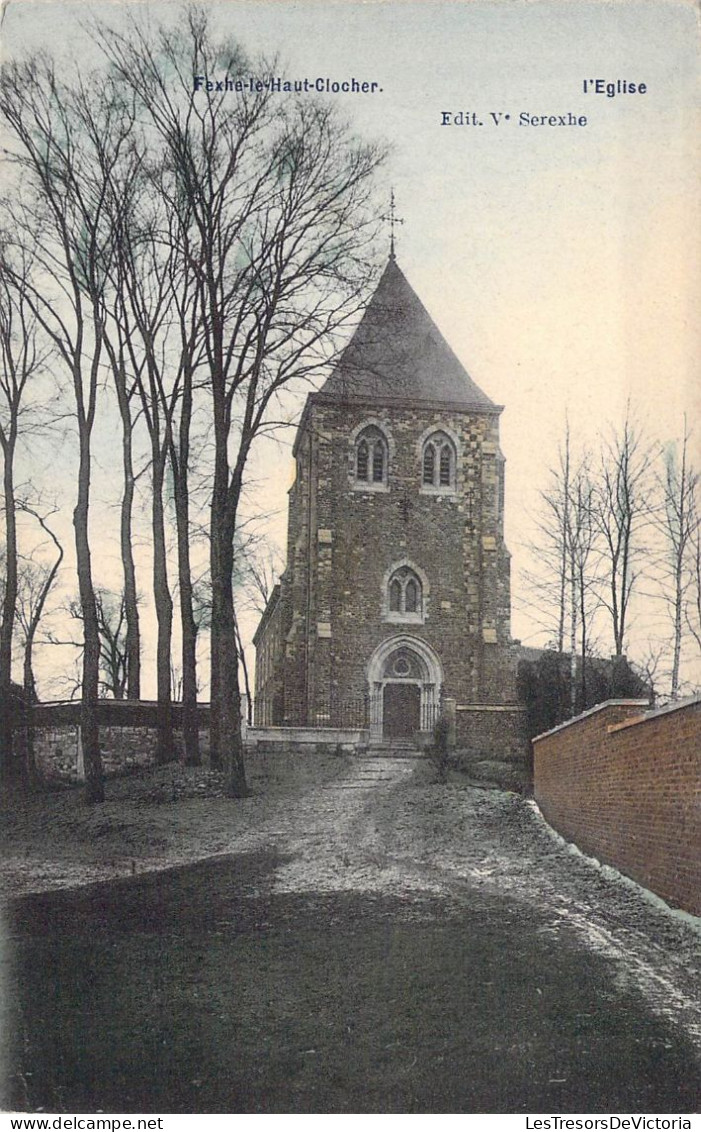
(254, 253), (525, 762)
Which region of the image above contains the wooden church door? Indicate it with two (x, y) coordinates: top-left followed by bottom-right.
(383, 683), (421, 738)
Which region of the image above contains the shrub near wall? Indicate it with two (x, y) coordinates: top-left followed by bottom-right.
(533, 698), (701, 916)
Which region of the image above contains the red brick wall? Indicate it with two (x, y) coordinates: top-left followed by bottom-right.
(533, 699), (701, 916)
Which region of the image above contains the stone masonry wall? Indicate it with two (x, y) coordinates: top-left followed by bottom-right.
(30, 723), (212, 783)
(454, 704), (530, 791)
(455, 705), (528, 761)
(267, 396), (519, 725)
(533, 698), (701, 916)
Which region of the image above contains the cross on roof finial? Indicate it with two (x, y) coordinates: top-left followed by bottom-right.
(382, 189), (404, 261)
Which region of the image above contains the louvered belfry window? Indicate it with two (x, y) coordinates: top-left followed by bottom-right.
(423, 443), (435, 485)
(389, 579), (402, 611)
(422, 431), (455, 488)
(372, 441), (385, 482)
(439, 444), (452, 486)
(355, 425), (388, 485)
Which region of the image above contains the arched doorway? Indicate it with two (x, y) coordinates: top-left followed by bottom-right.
(383, 682), (421, 737)
(366, 635), (443, 740)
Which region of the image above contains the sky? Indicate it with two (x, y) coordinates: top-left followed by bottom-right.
(1, 0), (699, 696)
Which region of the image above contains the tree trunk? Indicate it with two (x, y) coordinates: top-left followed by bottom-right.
(557, 427), (571, 654)
(569, 557), (577, 718)
(23, 631), (37, 788)
(671, 540), (684, 700)
(234, 611), (253, 725)
(74, 419), (104, 804)
(171, 380), (199, 765)
(208, 464), (225, 770)
(0, 434), (17, 777)
(579, 563), (588, 709)
(609, 563), (622, 656)
(210, 495), (247, 797)
(118, 385), (141, 699)
(152, 446), (174, 764)
(209, 616), (221, 768)
(173, 483), (199, 765)
(22, 516), (62, 788)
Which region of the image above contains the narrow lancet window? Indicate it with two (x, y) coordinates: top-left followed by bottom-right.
(372, 441), (385, 483)
(405, 578), (418, 613)
(354, 425), (389, 487)
(422, 431), (456, 489)
(423, 443), (435, 485)
(439, 444), (452, 486)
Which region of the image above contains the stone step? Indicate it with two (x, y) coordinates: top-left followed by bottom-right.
(369, 738), (426, 748)
(362, 747), (427, 759)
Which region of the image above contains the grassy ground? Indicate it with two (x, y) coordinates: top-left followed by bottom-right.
(0, 755), (343, 897)
(3, 851), (698, 1114)
(2, 756), (700, 1114)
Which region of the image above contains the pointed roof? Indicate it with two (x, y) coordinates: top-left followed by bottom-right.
(316, 258), (496, 410)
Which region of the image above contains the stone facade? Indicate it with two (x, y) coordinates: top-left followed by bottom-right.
(254, 257), (526, 758)
(252, 584), (284, 725)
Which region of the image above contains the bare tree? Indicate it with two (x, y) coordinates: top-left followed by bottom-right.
(0, 57), (137, 801)
(99, 294), (143, 702)
(106, 162), (206, 764)
(239, 540), (284, 616)
(58, 587), (132, 700)
(591, 412), (654, 658)
(568, 457), (598, 712)
(0, 247), (49, 773)
(651, 424), (699, 698)
(94, 590), (130, 700)
(520, 421), (575, 652)
(522, 421), (598, 714)
(688, 518), (701, 656)
(114, 212), (178, 760)
(233, 612), (253, 726)
(231, 531), (284, 726)
(15, 504), (65, 698)
(631, 642), (667, 708)
(14, 505), (64, 782)
(97, 7), (385, 796)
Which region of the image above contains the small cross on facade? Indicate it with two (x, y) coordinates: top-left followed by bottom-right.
(382, 189), (404, 260)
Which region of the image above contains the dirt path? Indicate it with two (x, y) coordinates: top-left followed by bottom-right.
(7, 753), (698, 1045)
(222, 755), (701, 1053)
(3, 753), (700, 1112)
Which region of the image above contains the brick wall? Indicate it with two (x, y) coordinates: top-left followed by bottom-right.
(533, 698), (701, 916)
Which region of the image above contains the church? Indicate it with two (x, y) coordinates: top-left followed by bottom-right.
(253, 249), (527, 765)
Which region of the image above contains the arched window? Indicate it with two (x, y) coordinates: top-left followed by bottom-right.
(405, 577), (418, 613)
(386, 566), (423, 618)
(423, 443), (435, 485)
(372, 442), (384, 483)
(355, 425), (388, 485)
(439, 444), (452, 486)
(422, 431), (456, 489)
